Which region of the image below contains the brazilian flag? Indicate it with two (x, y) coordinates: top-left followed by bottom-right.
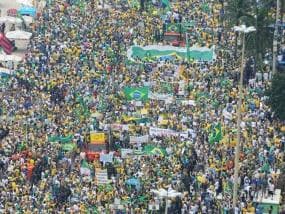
(74, 94), (90, 119)
(209, 123), (222, 144)
(166, 23), (182, 33)
(123, 86), (149, 101)
(143, 145), (167, 156)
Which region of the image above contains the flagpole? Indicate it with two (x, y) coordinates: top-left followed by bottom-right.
(186, 33), (190, 62)
(232, 25), (256, 209)
(272, 0), (280, 76)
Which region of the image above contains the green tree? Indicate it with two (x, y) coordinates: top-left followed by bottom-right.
(225, 0), (253, 26)
(246, 0), (274, 68)
(280, 0), (285, 21)
(267, 72), (285, 121)
(225, 0), (275, 67)
(225, 0), (253, 58)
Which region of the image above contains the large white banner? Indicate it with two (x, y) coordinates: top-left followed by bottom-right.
(149, 127), (189, 138)
(148, 91), (173, 101)
(149, 127), (178, 136)
(130, 135), (149, 144)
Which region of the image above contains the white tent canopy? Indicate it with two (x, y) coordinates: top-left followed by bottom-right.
(6, 30), (32, 40)
(0, 54), (23, 62)
(0, 16), (23, 24)
(16, 0), (33, 6)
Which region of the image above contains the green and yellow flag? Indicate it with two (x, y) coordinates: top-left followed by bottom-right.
(166, 23), (182, 33)
(123, 87), (149, 101)
(143, 145), (167, 156)
(48, 135), (73, 143)
(62, 143), (77, 151)
(209, 123), (222, 144)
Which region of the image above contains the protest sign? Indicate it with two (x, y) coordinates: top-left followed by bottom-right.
(90, 132), (105, 144)
(149, 127), (189, 138)
(100, 153), (113, 164)
(149, 127), (178, 137)
(121, 149), (133, 158)
(96, 169), (109, 185)
(130, 135), (149, 144)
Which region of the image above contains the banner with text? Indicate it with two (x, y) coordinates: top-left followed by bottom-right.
(96, 169), (110, 185)
(130, 135), (149, 144)
(90, 132), (105, 144)
(149, 127), (189, 138)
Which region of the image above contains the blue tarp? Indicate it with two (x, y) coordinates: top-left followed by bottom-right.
(18, 7), (36, 17)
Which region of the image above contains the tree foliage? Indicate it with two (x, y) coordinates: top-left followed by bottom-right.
(225, 0), (275, 64)
(267, 72), (285, 121)
(225, 0), (253, 26)
(247, 0), (274, 65)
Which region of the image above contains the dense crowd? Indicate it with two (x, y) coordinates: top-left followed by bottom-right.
(0, 0), (284, 213)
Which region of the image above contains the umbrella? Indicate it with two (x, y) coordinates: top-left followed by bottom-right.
(125, 178), (141, 190)
(0, 54), (22, 62)
(0, 16), (23, 24)
(126, 178), (140, 186)
(6, 30), (32, 40)
(7, 9), (18, 17)
(16, 0), (33, 7)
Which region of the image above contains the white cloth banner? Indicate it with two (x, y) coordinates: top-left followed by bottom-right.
(130, 135), (149, 144)
(149, 127), (178, 137)
(148, 91), (173, 101)
(149, 127), (189, 138)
